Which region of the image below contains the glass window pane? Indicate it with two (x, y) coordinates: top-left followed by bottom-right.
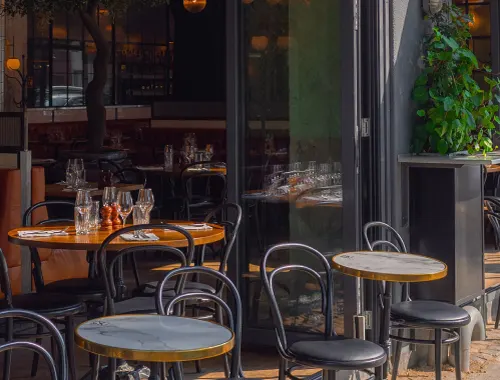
(241, 1), (344, 335)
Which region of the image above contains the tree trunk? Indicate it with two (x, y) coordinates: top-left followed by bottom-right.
(80, 3), (110, 152)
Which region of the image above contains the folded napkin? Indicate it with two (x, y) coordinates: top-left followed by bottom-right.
(120, 233), (159, 241)
(173, 224), (213, 231)
(18, 230), (69, 238)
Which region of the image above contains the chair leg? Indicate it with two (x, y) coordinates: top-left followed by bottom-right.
(173, 362), (184, 380)
(496, 295), (500, 329)
(194, 360), (202, 374)
(65, 316), (77, 380)
(278, 358), (287, 380)
(328, 370), (337, 380)
(322, 370), (329, 380)
(91, 355), (100, 380)
(392, 340), (403, 380)
(3, 317), (13, 380)
(108, 358), (117, 380)
(455, 328), (462, 380)
(31, 324), (44, 377)
(435, 329), (442, 380)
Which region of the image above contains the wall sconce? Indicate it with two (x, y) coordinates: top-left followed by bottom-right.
(423, 0), (443, 15)
(184, 0), (207, 13)
(6, 57), (20, 71)
(251, 36), (269, 51)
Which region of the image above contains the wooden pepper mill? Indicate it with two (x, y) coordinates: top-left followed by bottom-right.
(100, 204), (113, 229)
(111, 203), (122, 228)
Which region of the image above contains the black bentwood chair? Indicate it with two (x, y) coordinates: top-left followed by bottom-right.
(23, 200), (106, 303)
(483, 196), (500, 328)
(0, 309), (68, 380)
(157, 266), (243, 380)
(363, 222), (471, 380)
(0, 248), (82, 380)
(261, 243), (387, 380)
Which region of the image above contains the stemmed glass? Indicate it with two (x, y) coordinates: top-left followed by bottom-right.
(117, 191), (133, 226)
(75, 190), (92, 235)
(136, 189), (155, 221)
(102, 187), (117, 206)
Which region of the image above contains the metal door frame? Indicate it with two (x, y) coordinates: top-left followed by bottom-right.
(225, 0), (364, 341)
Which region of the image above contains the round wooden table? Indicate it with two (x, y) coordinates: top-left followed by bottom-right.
(8, 222), (225, 250)
(75, 314), (234, 380)
(332, 251), (447, 380)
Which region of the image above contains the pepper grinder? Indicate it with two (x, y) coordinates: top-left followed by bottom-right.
(100, 204), (113, 229)
(111, 203), (122, 228)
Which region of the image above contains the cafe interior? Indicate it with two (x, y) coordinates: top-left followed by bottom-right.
(5, 0), (500, 379)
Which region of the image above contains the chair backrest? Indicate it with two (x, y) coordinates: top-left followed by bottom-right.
(203, 202), (242, 274)
(22, 200), (75, 291)
(97, 224), (195, 315)
(181, 162), (227, 203)
(363, 221), (407, 253)
(0, 309), (67, 380)
(485, 197), (500, 250)
(0, 248), (13, 308)
(260, 243), (334, 357)
(363, 221), (410, 301)
(113, 168), (147, 187)
(156, 266), (242, 378)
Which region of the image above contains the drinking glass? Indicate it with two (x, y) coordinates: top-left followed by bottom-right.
(164, 145), (174, 171)
(117, 191), (134, 226)
(102, 187), (117, 206)
(75, 190), (91, 235)
(136, 189), (155, 215)
(88, 200), (100, 231)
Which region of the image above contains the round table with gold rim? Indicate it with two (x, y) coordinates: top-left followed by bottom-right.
(75, 314), (234, 379)
(332, 251), (447, 380)
(8, 221), (225, 251)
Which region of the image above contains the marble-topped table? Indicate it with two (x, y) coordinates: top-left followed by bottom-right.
(76, 315), (234, 379)
(332, 251), (447, 380)
(332, 251), (447, 283)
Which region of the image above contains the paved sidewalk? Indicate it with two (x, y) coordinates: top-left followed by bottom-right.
(397, 324), (500, 380)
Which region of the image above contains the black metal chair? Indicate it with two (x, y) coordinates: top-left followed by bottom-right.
(363, 222), (471, 380)
(261, 243), (387, 380)
(482, 197), (500, 328)
(0, 309), (68, 380)
(180, 161), (227, 220)
(95, 224), (192, 379)
(156, 266), (242, 380)
(0, 248), (83, 380)
(23, 201), (106, 303)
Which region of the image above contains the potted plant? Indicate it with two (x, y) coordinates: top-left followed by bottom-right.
(412, 4), (500, 156)
(2, 0), (170, 154)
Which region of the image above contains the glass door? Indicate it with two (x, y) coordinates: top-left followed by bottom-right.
(226, 0), (361, 343)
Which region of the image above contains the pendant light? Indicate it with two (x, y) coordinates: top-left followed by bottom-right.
(184, 0), (207, 13)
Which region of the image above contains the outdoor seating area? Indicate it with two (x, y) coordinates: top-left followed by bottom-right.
(0, 149), (488, 380)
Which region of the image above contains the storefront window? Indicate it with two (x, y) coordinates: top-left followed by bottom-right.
(241, 0), (344, 335)
(27, 5), (171, 107)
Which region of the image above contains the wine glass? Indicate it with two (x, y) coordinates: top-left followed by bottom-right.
(75, 190), (91, 235)
(102, 187), (117, 206)
(205, 144), (214, 161)
(137, 189), (155, 212)
(117, 191), (134, 226)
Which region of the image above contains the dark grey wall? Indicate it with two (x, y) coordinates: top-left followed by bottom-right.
(387, 0), (425, 235)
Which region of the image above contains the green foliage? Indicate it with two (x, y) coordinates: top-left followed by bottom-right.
(412, 4), (500, 155)
(2, 0), (169, 19)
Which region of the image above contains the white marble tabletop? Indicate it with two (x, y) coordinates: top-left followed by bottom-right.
(75, 315), (234, 362)
(332, 251), (447, 282)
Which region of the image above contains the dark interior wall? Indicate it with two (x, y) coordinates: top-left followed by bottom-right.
(171, 0), (226, 102)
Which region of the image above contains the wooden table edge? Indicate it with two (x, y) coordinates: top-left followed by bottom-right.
(8, 225), (225, 250)
(331, 251), (448, 283)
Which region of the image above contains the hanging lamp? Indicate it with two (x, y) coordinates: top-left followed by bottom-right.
(184, 0), (207, 13)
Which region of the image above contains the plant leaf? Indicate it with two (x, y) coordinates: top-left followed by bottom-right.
(437, 139), (449, 154)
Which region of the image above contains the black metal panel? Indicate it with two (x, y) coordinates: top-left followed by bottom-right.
(409, 165), (484, 305)
(0, 112), (24, 153)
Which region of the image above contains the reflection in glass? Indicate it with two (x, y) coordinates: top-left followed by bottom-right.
(241, 0), (344, 335)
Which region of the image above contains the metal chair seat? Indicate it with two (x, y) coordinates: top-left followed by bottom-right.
(42, 278), (105, 300)
(141, 280), (216, 296)
(391, 300), (471, 329)
(287, 338), (386, 371)
(1, 293), (84, 318)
